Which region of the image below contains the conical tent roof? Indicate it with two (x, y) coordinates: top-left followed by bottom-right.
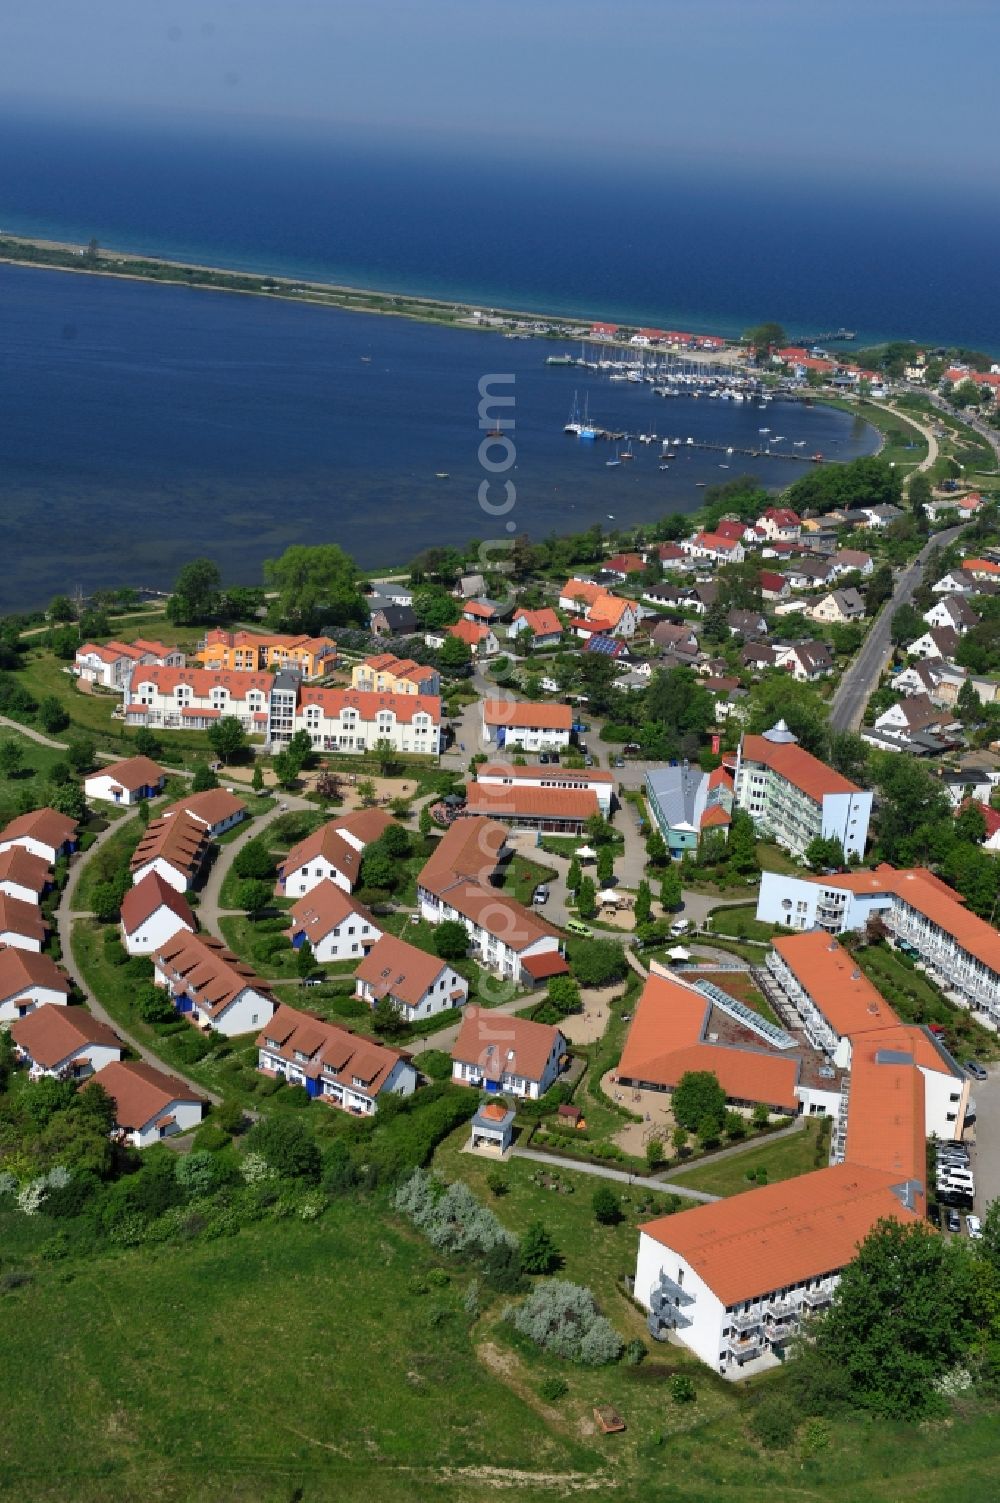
(761, 718), (798, 744)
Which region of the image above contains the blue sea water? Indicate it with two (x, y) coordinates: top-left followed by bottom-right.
(0, 263), (878, 611)
(0, 113), (987, 610)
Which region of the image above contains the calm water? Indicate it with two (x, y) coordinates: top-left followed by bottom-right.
(0, 264), (879, 611)
(0, 113), (998, 352)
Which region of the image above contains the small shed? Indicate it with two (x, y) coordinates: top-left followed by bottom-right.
(557, 1103), (585, 1130)
(469, 1101), (515, 1155)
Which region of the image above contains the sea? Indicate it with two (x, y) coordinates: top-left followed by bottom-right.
(1, 112), (995, 610)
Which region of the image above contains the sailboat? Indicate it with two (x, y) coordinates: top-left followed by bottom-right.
(564, 391), (582, 435)
(620, 437), (634, 461)
(578, 393), (598, 440)
(606, 445), (621, 467)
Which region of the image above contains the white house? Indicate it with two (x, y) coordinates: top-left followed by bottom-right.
(683, 531), (746, 566)
(11, 1004), (122, 1081)
(288, 881), (383, 964)
(153, 932), (276, 1036)
(0, 808), (78, 866)
(773, 642), (835, 682)
(0, 947), (71, 1023)
(0, 847), (51, 906)
(354, 932), (468, 1021)
(907, 626), (960, 661)
(130, 812), (209, 893)
(84, 756), (166, 806)
(508, 607), (563, 648)
(756, 507), (801, 542)
(417, 817), (564, 983)
(257, 1004), (417, 1113)
(481, 699), (573, 753)
(474, 761), (614, 816)
(283, 680), (442, 756)
(450, 1008), (565, 1099)
(0, 894), (47, 952)
(160, 787), (247, 838)
(277, 809), (396, 898)
(923, 596), (978, 633)
(810, 589), (866, 625)
(92, 1060), (205, 1147)
(119, 871), (197, 956)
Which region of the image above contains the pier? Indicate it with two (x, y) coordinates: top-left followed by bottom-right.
(684, 440), (824, 463)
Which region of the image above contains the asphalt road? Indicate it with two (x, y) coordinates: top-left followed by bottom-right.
(827, 521), (969, 733)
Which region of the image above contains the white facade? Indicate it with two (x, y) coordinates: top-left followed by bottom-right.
(0, 984), (68, 1024)
(292, 693), (441, 756)
(0, 876), (44, 906)
(756, 871), (886, 935)
(0, 925), (41, 954)
(418, 885), (561, 983)
(19, 1040), (122, 1081)
(481, 714), (572, 754)
(84, 771), (163, 806)
(355, 961), (466, 1019)
(132, 855), (197, 894)
(258, 1046), (416, 1114)
(0, 835), (66, 866)
(121, 903), (194, 957)
(734, 762), (872, 861)
(283, 853), (351, 899)
(451, 1039), (563, 1099)
(304, 911), (383, 964)
(130, 1099), (204, 1148)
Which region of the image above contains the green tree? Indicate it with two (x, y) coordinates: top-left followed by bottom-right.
(744, 321), (786, 357)
(566, 855), (582, 892)
(134, 727), (163, 759)
(91, 878), (126, 924)
(813, 1220), (981, 1418)
(592, 1185), (622, 1226)
(47, 781), (86, 820)
(672, 1124), (689, 1156)
(233, 838), (275, 881)
(251, 762), (264, 793)
(166, 557), (222, 626)
(889, 603), (924, 646)
(137, 797), (151, 827)
(0, 739), (25, 778)
(264, 543), (364, 627)
(287, 729), (315, 770)
(571, 938), (625, 987)
(357, 778), (377, 808)
(803, 834), (846, 872)
(634, 879), (652, 927)
(954, 801), (987, 846)
(272, 750), (301, 790)
(645, 828), (667, 867)
(433, 919), (469, 961)
(438, 632), (473, 672)
(646, 1137), (663, 1171)
(418, 803), (433, 838)
(207, 716), (247, 765)
(726, 808), (759, 877)
(371, 995), (407, 1039)
(295, 938), (317, 979)
(238, 879), (273, 920)
(748, 677), (829, 758)
(65, 737), (97, 774)
(244, 1115), (321, 1181)
(596, 844), (614, 887)
(37, 696), (69, 734)
(576, 875), (597, 919)
(672, 1070), (726, 1133)
(545, 975), (581, 1018)
(359, 844), (396, 891)
(829, 730), (869, 785)
(865, 564), (894, 616)
(660, 865), (682, 912)
(191, 762), (218, 793)
(48, 595), (77, 623)
(521, 1221), (560, 1275)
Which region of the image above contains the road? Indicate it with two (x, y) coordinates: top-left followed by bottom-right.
(57, 810), (221, 1104)
(827, 521), (969, 733)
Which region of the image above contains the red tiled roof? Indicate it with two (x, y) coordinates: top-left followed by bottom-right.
(161, 788), (247, 829)
(739, 734), (861, 801)
(128, 665), (274, 699)
(88, 1059), (205, 1129)
(11, 1003), (120, 1068)
(771, 932), (898, 1040)
(512, 607), (562, 636)
(0, 894), (47, 945)
(0, 946), (70, 1002)
(463, 784), (598, 821)
(155, 932), (275, 1018)
(451, 1007), (563, 1084)
(0, 808), (78, 851)
(131, 812), (208, 881)
(354, 933), (452, 1009)
(519, 951), (571, 982)
(0, 846), (51, 897)
(92, 756), (165, 793)
(288, 880), (373, 941)
(482, 699), (573, 731)
(119, 871), (196, 936)
(296, 685), (441, 724)
(258, 1003), (407, 1096)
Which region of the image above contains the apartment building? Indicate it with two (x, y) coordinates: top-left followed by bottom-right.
(153, 932), (276, 1036)
(733, 721), (871, 859)
(201, 628), (338, 678)
(257, 1004), (416, 1114)
(280, 679), (442, 756)
(474, 762), (614, 816)
(756, 865), (1000, 1024)
(76, 639), (184, 690)
(481, 699), (573, 753)
(125, 666), (274, 732)
(351, 654), (441, 696)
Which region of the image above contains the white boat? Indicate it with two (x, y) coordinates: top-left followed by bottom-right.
(564, 391), (582, 435)
(759, 426), (770, 434)
(793, 440), (807, 447)
(620, 438), (634, 461)
(726, 446), (734, 455)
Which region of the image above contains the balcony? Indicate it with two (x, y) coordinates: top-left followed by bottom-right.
(801, 1286), (834, 1310)
(730, 1308), (762, 1333)
(767, 1298), (798, 1320)
(728, 1335), (765, 1363)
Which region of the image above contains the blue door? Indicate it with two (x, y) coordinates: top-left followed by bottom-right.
(176, 994), (193, 1014)
(484, 1078), (500, 1094)
(291, 931), (305, 950)
(306, 1077), (321, 1098)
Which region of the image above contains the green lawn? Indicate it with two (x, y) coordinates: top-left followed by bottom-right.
(500, 854), (559, 907)
(72, 814), (143, 912)
(756, 842), (803, 876)
(668, 1120), (828, 1197)
(854, 943), (1000, 1060)
(707, 903), (778, 944)
(0, 733), (77, 823)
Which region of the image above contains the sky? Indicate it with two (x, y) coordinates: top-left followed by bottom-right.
(1, 0), (998, 185)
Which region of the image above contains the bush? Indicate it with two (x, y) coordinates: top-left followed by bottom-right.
(521, 1221), (560, 1275)
(670, 1373), (695, 1404)
(624, 1337), (647, 1366)
(433, 919), (469, 961)
(394, 1169), (517, 1259)
(750, 1395), (798, 1449)
(413, 1048), (453, 1081)
(539, 1376), (569, 1401)
(244, 1115), (321, 1182)
(592, 1185), (622, 1226)
(506, 1280), (622, 1365)
(192, 1124), (232, 1154)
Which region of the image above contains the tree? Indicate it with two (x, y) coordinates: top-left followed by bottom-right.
(371, 995), (407, 1039)
(251, 762), (264, 793)
(65, 737), (97, 774)
(433, 919), (469, 961)
(521, 1221), (560, 1275)
(566, 855), (582, 893)
(596, 844), (614, 887)
(646, 1137), (663, 1171)
(295, 938), (317, 979)
(748, 677), (829, 758)
(359, 844), (396, 891)
(889, 603), (923, 646)
(726, 809), (759, 877)
(813, 1220), (981, 1418)
(645, 828), (667, 867)
(48, 595), (76, 623)
(244, 1115), (321, 1182)
(287, 729), (315, 771)
(592, 1185), (622, 1226)
(438, 633), (472, 672)
(263, 543), (364, 627)
(357, 778), (377, 808)
(418, 803), (433, 838)
(381, 823), (411, 858)
(571, 938), (626, 987)
(47, 781), (86, 820)
(207, 717), (247, 765)
(865, 564), (894, 616)
(191, 762), (218, 793)
(829, 730), (869, 786)
(908, 472), (932, 522)
(672, 1124), (689, 1156)
(954, 801), (987, 846)
(744, 321), (786, 358)
(671, 1070), (726, 1133)
(0, 740), (24, 779)
(137, 797), (150, 827)
(576, 875), (597, 919)
(804, 834), (846, 872)
(314, 767), (342, 803)
(238, 879), (273, 920)
(134, 727), (162, 759)
(634, 880), (652, 927)
(91, 878), (126, 924)
(956, 678), (984, 727)
(233, 838), (275, 881)
(166, 557), (222, 625)
(37, 696), (69, 734)
(660, 865), (682, 912)
(272, 750), (301, 790)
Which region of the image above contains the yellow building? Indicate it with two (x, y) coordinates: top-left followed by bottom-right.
(201, 630), (337, 679)
(351, 654), (440, 696)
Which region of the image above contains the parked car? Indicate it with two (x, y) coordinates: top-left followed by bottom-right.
(965, 1059), (988, 1081)
(613, 756), (625, 768)
(966, 1214), (983, 1240)
(539, 753), (550, 765)
(584, 755), (594, 767)
(532, 884), (549, 906)
(669, 918), (691, 937)
(945, 1209), (961, 1234)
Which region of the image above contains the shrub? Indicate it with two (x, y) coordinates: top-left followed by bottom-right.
(750, 1395), (798, 1449)
(670, 1373), (696, 1404)
(486, 1169), (510, 1198)
(521, 1221), (560, 1274)
(506, 1280), (622, 1365)
(592, 1185), (622, 1226)
(394, 1169), (517, 1258)
(414, 1048), (453, 1081)
(192, 1124), (231, 1154)
(624, 1338), (647, 1367)
(482, 1239), (524, 1294)
(539, 1376), (569, 1401)
(244, 1115), (321, 1182)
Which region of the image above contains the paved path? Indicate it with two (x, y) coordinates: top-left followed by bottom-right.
(828, 520), (969, 733)
(57, 811), (221, 1104)
(196, 792), (312, 936)
(417, 989), (545, 1052)
(881, 403), (939, 475)
(511, 1146), (719, 1201)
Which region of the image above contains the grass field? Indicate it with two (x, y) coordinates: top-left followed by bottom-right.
(0, 732), (75, 823)
(707, 903), (778, 944)
(1, 1170), (998, 1501)
(668, 1120), (827, 1197)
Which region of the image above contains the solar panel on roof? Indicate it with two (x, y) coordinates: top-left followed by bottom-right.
(586, 635), (619, 655)
(693, 980), (796, 1051)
